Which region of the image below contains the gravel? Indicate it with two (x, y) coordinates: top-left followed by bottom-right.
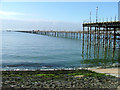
(2, 69), (119, 89)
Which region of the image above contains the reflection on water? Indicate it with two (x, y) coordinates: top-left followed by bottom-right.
(81, 33), (119, 67)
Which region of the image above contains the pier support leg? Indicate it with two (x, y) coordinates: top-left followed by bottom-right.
(109, 31), (112, 48)
(94, 27), (97, 45)
(87, 27), (89, 45)
(83, 26), (84, 40)
(82, 26), (85, 59)
(103, 28), (105, 47)
(74, 33), (75, 39)
(55, 32), (56, 37)
(106, 27), (108, 40)
(79, 32), (81, 39)
(98, 27), (100, 39)
(90, 26), (91, 45)
(112, 28), (116, 63)
(77, 33), (79, 39)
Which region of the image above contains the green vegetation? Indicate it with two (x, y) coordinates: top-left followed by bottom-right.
(3, 74), (23, 77)
(35, 74), (55, 77)
(2, 69), (113, 79)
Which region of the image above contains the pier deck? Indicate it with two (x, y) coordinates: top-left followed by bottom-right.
(83, 21), (120, 28)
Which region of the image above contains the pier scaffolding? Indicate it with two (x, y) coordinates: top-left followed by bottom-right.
(83, 21), (120, 62)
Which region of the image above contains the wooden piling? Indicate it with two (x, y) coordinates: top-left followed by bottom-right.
(112, 27), (116, 61)
(83, 26), (84, 40)
(79, 32), (81, 39)
(95, 27), (97, 39)
(82, 35), (84, 59)
(103, 28), (105, 47)
(90, 26), (91, 45)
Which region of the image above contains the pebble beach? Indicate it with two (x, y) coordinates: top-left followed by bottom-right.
(2, 69), (120, 89)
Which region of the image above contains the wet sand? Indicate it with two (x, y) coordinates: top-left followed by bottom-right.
(87, 68), (120, 77)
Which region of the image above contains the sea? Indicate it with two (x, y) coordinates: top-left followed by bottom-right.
(1, 31), (120, 70)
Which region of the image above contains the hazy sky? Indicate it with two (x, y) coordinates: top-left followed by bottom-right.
(0, 2), (118, 31)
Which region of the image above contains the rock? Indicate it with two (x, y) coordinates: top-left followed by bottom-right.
(74, 75), (84, 78)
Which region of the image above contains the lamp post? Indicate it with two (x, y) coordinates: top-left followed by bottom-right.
(96, 7), (98, 23)
(90, 12), (91, 23)
(115, 16), (116, 21)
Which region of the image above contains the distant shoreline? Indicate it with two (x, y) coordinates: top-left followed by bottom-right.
(1, 67), (119, 77)
(1, 64), (119, 71)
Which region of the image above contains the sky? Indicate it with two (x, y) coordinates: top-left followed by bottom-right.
(0, 2), (118, 31)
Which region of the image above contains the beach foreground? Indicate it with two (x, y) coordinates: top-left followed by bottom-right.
(2, 69), (120, 89)
(87, 68), (120, 77)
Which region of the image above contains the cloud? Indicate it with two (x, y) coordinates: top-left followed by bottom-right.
(0, 11), (24, 16)
(0, 11), (25, 20)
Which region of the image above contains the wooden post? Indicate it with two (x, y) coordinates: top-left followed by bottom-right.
(70, 32), (71, 38)
(90, 26), (91, 43)
(97, 36), (100, 59)
(94, 27), (96, 58)
(52, 32), (53, 36)
(118, 41), (120, 61)
(95, 27), (96, 39)
(94, 39), (96, 59)
(71, 32), (73, 39)
(79, 32), (81, 39)
(111, 27), (116, 63)
(113, 27), (116, 51)
(109, 31), (112, 48)
(98, 27), (100, 39)
(60, 32), (61, 37)
(45, 32), (46, 35)
(82, 25), (85, 59)
(55, 32), (56, 37)
(48, 32), (49, 35)
(83, 26), (84, 40)
(106, 27), (108, 39)
(65, 32), (67, 38)
(74, 33), (75, 39)
(87, 27), (89, 41)
(103, 27), (105, 47)
(82, 34), (84, 59)
(77, 33), (79, 39)
(89, 27), (91, 59)
(77, 32), (79, 39)
(58, 32), (59, 37)
(97, 27), (99, 39)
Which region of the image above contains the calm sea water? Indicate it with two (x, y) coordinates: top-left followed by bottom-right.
(2, 31), (120, 70)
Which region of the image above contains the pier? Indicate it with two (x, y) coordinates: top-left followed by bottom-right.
(17, 21), (120, 40)
(16, 21), (120, 65)
(83, 21), (120, 48)
(82, 21), (120, 64)
(18, 30), (84, 39)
